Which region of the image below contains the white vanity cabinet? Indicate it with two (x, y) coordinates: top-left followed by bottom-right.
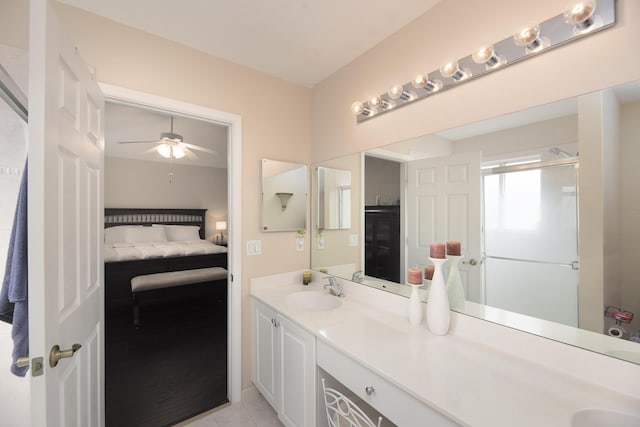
(317, 340), (461, 427)
(253, 299), (316, 427)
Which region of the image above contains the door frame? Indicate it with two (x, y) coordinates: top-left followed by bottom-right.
(99, 83), (243, 404)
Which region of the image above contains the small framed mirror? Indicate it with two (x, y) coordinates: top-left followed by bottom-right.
(317, 166), (352, 230)
(261, 159), (307, 232)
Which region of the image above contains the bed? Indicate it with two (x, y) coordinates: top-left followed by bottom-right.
(104, 208), (228, 308)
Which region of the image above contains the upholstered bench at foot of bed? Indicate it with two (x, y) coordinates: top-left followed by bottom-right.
(131, 267), (228, 327)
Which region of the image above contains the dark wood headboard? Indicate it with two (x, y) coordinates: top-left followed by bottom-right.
(104, 208), (207, 239)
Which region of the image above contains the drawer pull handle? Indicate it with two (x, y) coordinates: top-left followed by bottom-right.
(365, 386), (375, 396)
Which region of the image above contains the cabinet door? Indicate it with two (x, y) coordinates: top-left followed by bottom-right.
(279, 315), (316, 427)
(254, 301), (280, 408)
(365, 206), (400, 282)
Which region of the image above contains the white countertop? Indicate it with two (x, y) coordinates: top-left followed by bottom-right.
(250, 274), (640, 427)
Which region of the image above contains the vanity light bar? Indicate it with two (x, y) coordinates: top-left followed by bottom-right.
(351, 0), (616, 123)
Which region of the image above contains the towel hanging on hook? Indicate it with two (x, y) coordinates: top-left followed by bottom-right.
(0, 159), (29, 376)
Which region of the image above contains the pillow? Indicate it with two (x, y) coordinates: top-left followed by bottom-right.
(161, 225), (202, 242)
(104, 225), (141, 244)
(127, 226), (167, 243)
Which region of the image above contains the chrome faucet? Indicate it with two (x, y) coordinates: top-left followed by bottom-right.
(324, 277), (343, 297)
(351, 270), (363, 283)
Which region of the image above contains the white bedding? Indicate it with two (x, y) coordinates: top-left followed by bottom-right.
(104, 240), (227, 263)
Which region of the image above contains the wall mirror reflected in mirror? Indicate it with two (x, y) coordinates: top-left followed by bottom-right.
(317, 166), (352, 231)
(311, 79), (640, 365)
(262, 159), (307, 232)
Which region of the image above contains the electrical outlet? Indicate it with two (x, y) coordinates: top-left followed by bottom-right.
(296, 237), (304, 251)
(349, 234), (358, 246)
(317, 236), (324, 249)
(246, 240), (262, 256)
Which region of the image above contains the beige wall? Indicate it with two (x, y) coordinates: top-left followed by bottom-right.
(577, 90), (617, 333)
(0, 0), (28, 50)
(619, 100), (640, 333)
(364, 156), (401, 206)
(52, 4), (311, 389)
(602, 90), (621, 331)
(105, 157), (228, 239)
(311, 0), (640, 163)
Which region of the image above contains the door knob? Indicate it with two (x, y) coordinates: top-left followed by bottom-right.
(462, 258), (479, 266)
(49, 344), (81, 367)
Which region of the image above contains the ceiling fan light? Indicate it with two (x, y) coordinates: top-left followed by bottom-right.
(172, 145), (186, 159)
(157, 144), (171, 158)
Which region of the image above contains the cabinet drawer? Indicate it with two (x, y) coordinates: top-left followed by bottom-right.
(317, 340), (460, 427)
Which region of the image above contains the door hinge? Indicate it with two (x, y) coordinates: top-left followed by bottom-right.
(571, 261), (580, 270)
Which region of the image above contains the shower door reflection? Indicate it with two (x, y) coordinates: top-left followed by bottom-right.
(483, 162), (579, 327)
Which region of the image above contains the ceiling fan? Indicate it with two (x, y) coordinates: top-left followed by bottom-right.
(116, 116), (216, 160)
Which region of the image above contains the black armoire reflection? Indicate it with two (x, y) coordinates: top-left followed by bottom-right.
(365, 205), (400, 283)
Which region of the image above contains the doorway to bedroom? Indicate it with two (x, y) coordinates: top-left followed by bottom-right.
(103, 100), (231, 426)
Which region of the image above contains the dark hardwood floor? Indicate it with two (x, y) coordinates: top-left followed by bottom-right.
(105, 282), (228, 427)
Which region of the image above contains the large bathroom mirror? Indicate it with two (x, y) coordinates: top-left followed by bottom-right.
(317, 166), (352, 230)
(262, 159), (307, 232)
(311, 79), (640, 365)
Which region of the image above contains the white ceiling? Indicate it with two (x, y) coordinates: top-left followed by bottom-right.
(56, 0), (442, 87)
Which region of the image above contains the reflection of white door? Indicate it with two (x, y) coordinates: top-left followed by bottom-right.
(29, 2), (105, 425)
(406, 152), (481, 301)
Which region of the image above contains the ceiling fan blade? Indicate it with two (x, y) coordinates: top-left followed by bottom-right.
(181, 142), (217, 155)
(183, 147), (198, 160)
(144, 146), (159, 154)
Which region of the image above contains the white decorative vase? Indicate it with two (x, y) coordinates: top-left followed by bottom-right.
(426, 257), (450, 335)
(446, 255), (466, 311)
(407, 283), (423, 325)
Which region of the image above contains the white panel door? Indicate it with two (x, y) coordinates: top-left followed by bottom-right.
(28, 1), (105, 426)
(406, 152), (482, 301)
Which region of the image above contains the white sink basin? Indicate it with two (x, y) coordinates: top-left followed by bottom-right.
(286, 291), (342, 311)
(572, 409), (640, 427)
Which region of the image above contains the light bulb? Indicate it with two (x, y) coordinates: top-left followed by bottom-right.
(412, 75), (427, 89)
(388, 85), (405, 100)
(564, 0), (597, 31)
(351, 101), (373, 117)
(472, 44), (504, 68)
(173, 145), (185, 159)
(440, 61), (468, 81)
(157, 144), (171, 158)
(369, 95), (392, 110)
(514, 24), (543, 51)
(369, 96), (383, 108)
(412, 74), (442, 93)
(388, 84), (415, 101)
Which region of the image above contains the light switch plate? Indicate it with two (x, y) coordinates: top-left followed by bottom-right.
(246, 240), (262, 256)
(349, 234), (358, 246)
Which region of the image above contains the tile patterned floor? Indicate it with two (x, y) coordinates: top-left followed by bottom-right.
(177, 388), (284, 427)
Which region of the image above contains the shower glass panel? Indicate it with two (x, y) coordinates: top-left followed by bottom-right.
(483, 163), (579, 327)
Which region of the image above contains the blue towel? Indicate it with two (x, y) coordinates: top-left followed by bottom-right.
(0, 160), (29, 376)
